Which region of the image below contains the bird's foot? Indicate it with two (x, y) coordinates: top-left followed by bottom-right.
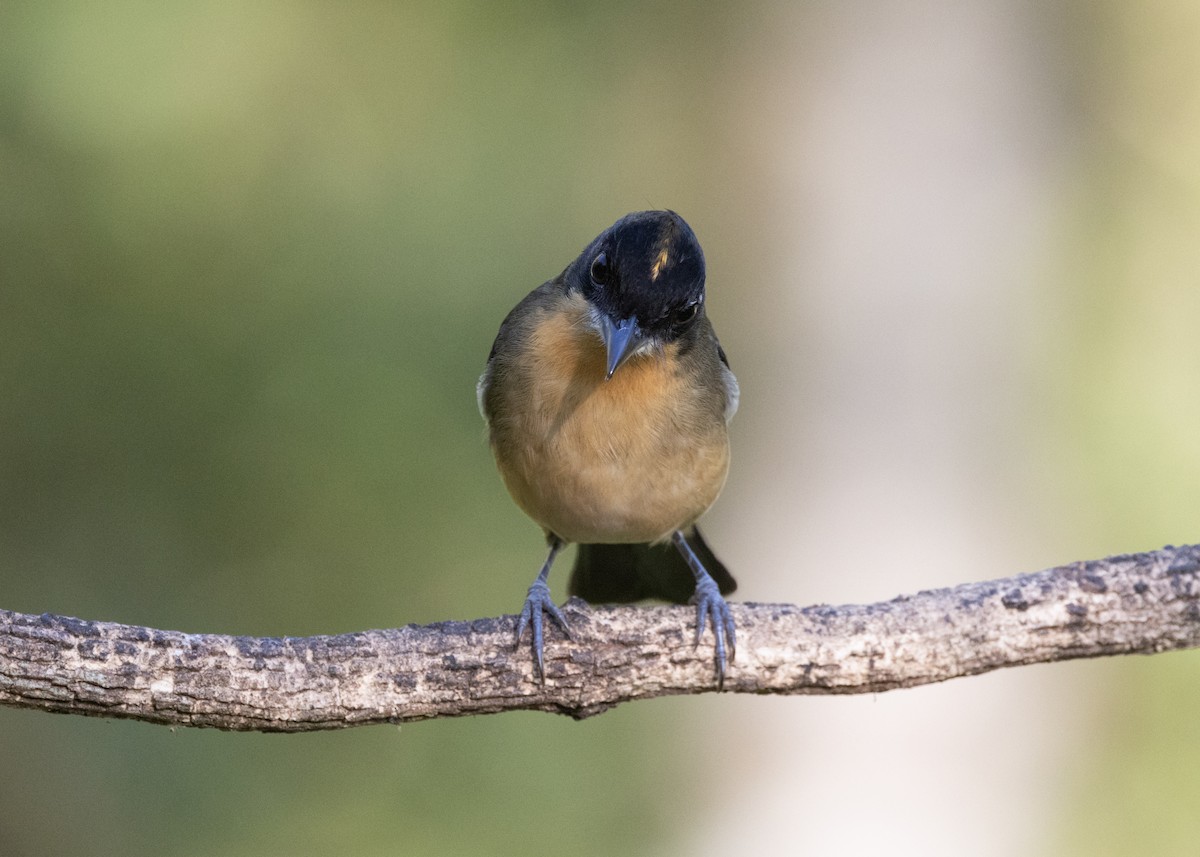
(515, 575), (571, 682)
(690, 573), (737, 689)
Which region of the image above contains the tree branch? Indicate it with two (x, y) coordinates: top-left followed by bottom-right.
(2, 544), (1199, 730)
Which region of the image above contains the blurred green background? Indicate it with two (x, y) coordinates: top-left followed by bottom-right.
(2, 2), (1200, 855)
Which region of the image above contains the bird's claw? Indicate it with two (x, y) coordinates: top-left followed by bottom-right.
(515, 576), (571, 682)
(690, 574), (736, 689)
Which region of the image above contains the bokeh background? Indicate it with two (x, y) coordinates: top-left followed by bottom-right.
(3, 2), (1200, 855)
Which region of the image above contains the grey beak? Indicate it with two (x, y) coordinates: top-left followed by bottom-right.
(599, 315), (647, 379)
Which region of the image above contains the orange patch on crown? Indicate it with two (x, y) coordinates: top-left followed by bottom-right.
(649, 247), (669, 282)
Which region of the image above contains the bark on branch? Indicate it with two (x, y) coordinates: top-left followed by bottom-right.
(2, 544), (1199, 730)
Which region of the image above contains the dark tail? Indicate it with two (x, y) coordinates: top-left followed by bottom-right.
(567, 527), (736, 605)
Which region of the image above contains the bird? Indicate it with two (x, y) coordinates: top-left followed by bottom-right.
(477, 210), (739, 686)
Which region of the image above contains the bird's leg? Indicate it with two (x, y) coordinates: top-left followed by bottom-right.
(672, 530), (736, 689)
(514, 535), (571, 682)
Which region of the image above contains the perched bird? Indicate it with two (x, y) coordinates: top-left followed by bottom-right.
(477, 210), (739, 685)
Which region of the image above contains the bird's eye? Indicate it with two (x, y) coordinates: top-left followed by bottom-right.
(589, 252), (611, 286)
(672, 302), (699, 329)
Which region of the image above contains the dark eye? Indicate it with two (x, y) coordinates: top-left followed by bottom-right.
(589, 252), (611, 286)
(672, 302), (699, 329)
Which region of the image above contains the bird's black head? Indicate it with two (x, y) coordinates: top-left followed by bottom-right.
(567, 210), (708, 377)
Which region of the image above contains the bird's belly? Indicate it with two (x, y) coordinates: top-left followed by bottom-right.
(495, 365), (730, 544)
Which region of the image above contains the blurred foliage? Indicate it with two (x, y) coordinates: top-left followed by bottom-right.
(1050, 2), (1200, 854)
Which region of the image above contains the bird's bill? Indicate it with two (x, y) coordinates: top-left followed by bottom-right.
(599, 315), (649, 379)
